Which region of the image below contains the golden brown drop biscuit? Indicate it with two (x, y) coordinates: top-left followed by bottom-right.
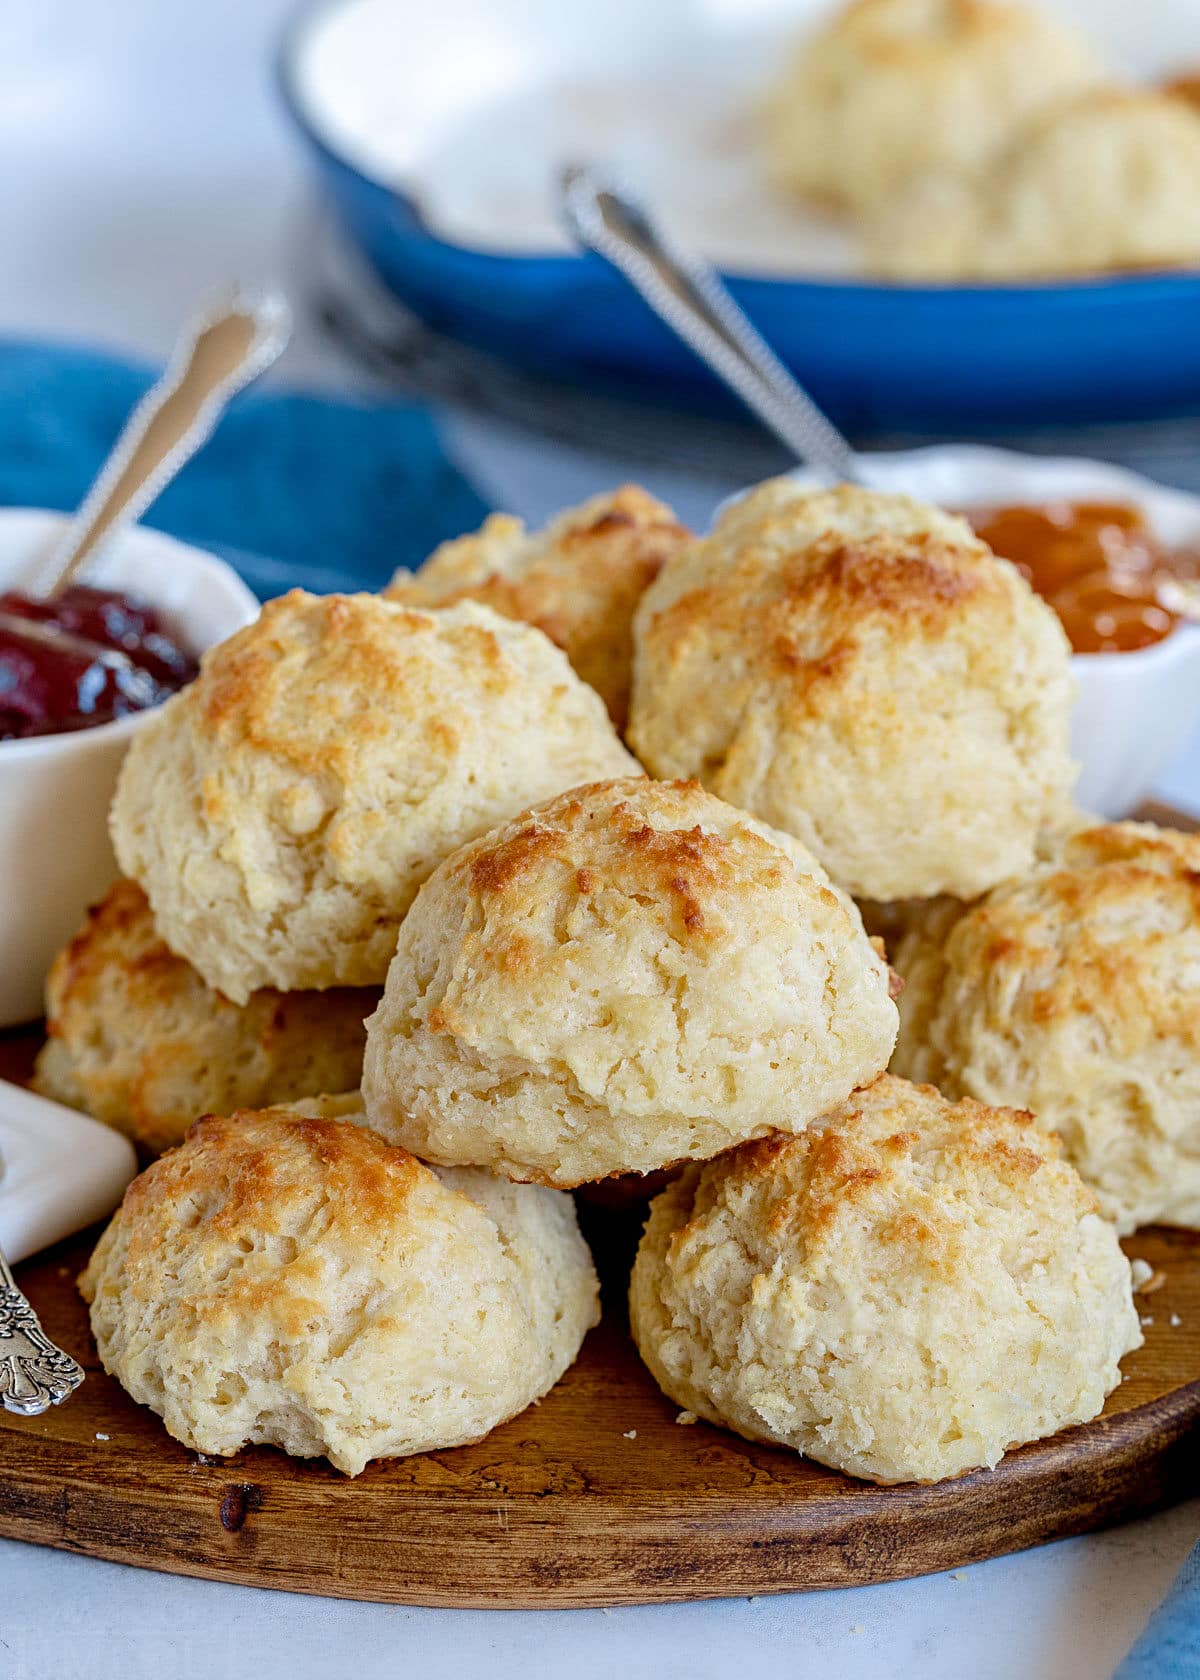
(33, 880), (375, 1155)
(890, 821), (1200, 1232)
(110, 591), (638, 1002)
(363, 777), (898, 1186)
(763, 0), (1099, 212)
(629, 481), (1075, 902)
(80, 1103), (599, 1476)
(864, 89), (1200, 278)
(630, 1073), (1139, 1484)
(386, 486), (688, 730)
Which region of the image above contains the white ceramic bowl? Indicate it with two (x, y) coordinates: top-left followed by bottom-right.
(0, 510), (259, 1027)
(775, 446), (1200, 823)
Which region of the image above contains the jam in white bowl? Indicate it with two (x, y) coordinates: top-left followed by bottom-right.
(0, 510), (258, 1026)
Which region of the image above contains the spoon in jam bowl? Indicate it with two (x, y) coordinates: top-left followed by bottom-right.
(0, 290), (290, 744)
(0, 325), (267, 1022)
(35, 289), (291, 599)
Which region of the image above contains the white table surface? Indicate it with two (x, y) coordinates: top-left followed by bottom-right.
(2, 5), (1198, 1678)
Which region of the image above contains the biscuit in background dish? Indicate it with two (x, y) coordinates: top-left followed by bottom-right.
(762, 0), (1100, 213)
(890, 821), (1200, 1232)
(80, 1104), (599, 1476)
(1165, 71), (1200, 109)
(385, 486), (688, 731)
(33, 880), (375, 1155)
(630, 1073), (1139, 1485)
(629, 481), (1075, 903)
(363, 777), (898, 1187)
(110, 591), (639, 1003)
(864, 88), (1200, 278)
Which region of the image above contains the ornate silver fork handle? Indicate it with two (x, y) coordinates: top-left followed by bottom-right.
(0, 1244), (83, 1415)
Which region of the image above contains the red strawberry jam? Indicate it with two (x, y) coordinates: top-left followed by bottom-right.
(0, 586), (197, 740)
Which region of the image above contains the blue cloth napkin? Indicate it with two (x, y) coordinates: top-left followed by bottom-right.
(1117, 1539), (1200, 1678)
(0, 339), (490, 597)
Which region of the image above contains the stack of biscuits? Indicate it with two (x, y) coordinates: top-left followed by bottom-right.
(56, 476), (1191, 1485)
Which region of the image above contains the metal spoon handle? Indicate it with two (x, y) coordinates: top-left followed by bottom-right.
(560, 165), (860, 485)
(36, 288), (292, 598)
(0, 1245), (83, 1415)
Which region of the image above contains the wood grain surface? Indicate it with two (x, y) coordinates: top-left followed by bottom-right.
(1, 1025), (1198, 1606)
(2, 806), (1199, 1607)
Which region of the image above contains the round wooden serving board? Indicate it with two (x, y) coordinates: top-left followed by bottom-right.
(0, 1217), (1198, 1607)
(2, 804), (1199, 1610)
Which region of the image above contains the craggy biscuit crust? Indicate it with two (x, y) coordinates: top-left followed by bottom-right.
(80, 1105), (599, 1475)
(629, 481), (1075, 901)
(890, 821), (1200, 1232)
(363, 777), (898, 1186)
(386, 486), (688, 729)
(111, 591), (638, 1001)
(630, 1074), (1139, 1484)
(34, 881), (374, 1154)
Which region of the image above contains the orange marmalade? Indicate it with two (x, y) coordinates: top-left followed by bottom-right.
(967, 501), (1184, 655)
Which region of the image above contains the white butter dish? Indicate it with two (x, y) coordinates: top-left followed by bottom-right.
(0, 1080), (136, 1264)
